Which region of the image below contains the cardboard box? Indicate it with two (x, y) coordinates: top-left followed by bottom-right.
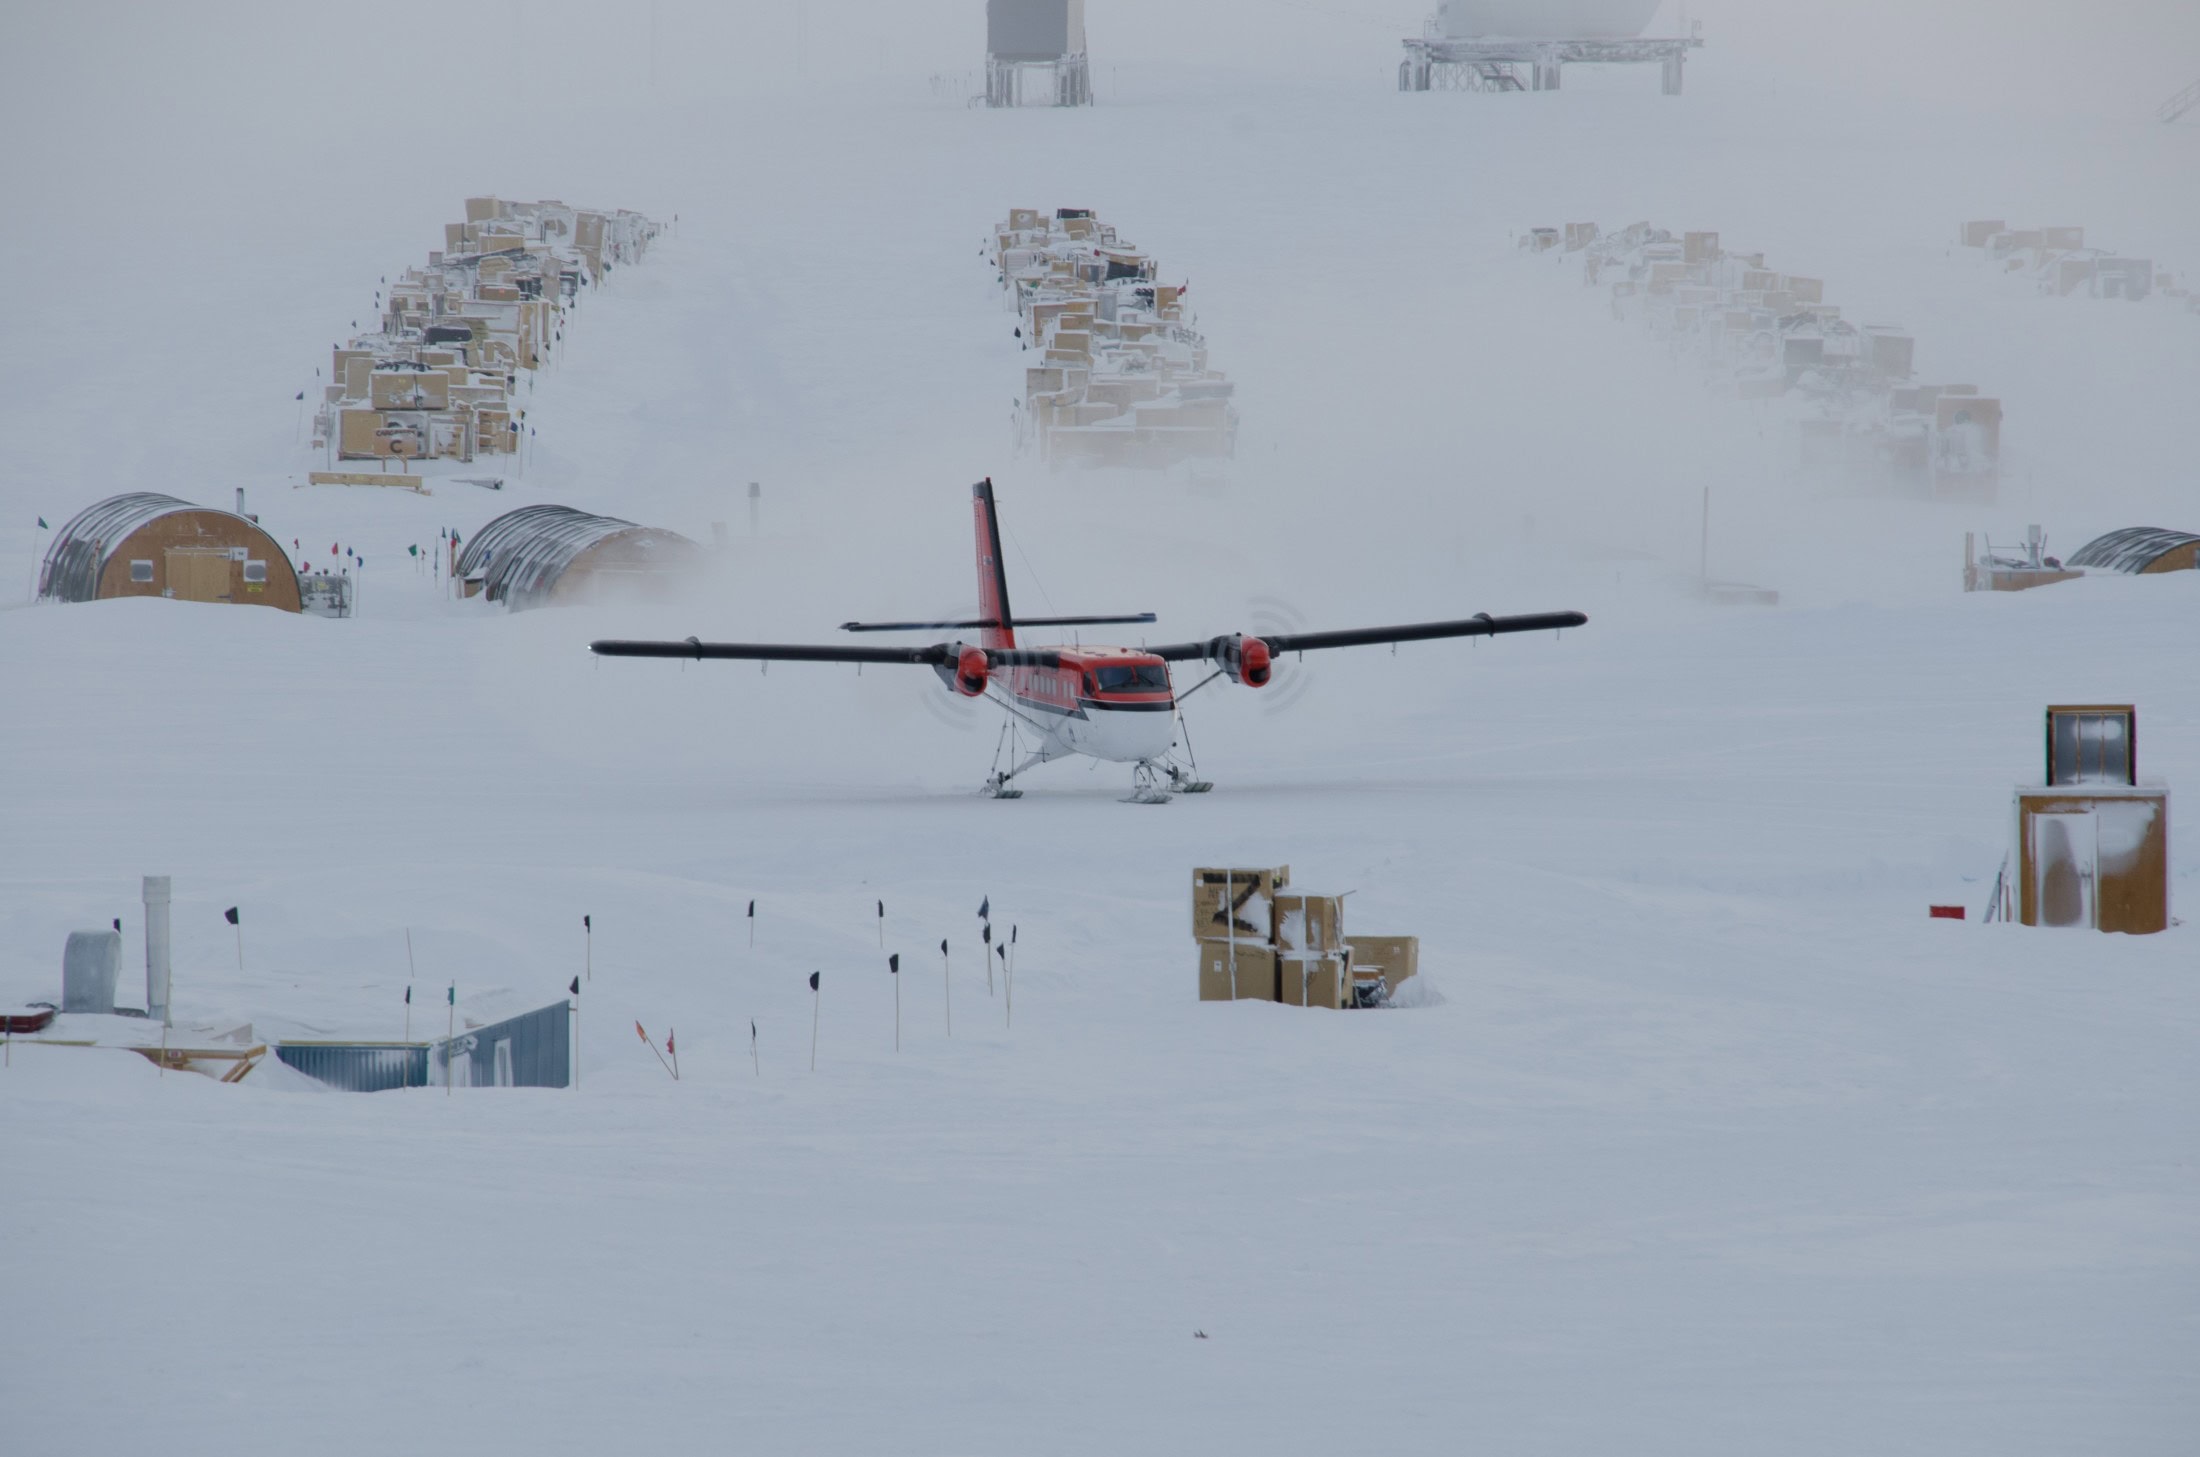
(1961, 219), (2007, 247)
(337, 408), (399, 458)
(1683, 231), (1719, 264)
(1272, 893), (1342, 954)
(1278, 951), (1350, 1009)
(1199, 941), (1277, 1002)
(370, 371), (451, 410)
(1193, 866), (1288, 941)
(1344, 935), (1419, 992)
(1781, 276), (1824, 304)
(2040, 226), (2084, 252)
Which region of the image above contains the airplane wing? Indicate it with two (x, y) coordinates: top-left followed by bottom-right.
(592, 637), (945, 665)
(1143, 610), (1588, 661)
(589, 637), (1067, 668)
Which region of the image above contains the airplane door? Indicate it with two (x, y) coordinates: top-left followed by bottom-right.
(2031, 812), (2096, 928)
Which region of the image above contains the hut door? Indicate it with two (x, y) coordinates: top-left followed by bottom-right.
(2030, 812), (2097, 929)
(492, 1038), (513, 1087)
(166, 549), (231, 603)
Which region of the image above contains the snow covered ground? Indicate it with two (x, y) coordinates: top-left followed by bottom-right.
(4, 4), (2198, 1452)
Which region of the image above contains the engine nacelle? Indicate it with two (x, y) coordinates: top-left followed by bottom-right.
(934, 642), (989, 697)
(1211, 633), (1272, 688)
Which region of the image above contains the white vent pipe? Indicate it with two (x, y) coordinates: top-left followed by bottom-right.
(144, 875), (171, 1025)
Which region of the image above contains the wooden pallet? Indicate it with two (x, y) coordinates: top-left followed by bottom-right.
(126, 1043), (268, 1082)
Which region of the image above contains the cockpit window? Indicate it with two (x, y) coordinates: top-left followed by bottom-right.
(1093, 663), (1169, 693)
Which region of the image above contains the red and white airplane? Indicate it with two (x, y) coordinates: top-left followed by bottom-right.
(592, 480), (1586, 801)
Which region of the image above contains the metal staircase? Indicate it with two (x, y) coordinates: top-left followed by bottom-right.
(2161, 77), (2200, 123)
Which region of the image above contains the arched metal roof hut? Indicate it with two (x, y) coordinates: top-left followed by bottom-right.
(456, 504), (703, 610)
(2066, 527), (2200, 576)
(39, 493), (301, 611)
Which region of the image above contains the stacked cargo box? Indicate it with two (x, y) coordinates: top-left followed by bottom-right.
(995, 207), (1237, 468)
(1956, 220), (2186, 308)
(1194, 865), (1284, 1002)
(1544, 219), (2000, 500)
(313, 197), (662, 468)
(1192, 866), (1419, 1009)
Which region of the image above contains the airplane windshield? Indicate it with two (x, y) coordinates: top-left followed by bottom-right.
(1093, 664), (1169, 693)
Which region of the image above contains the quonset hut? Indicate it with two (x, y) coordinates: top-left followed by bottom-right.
(2067, 527), (2200, 576)
(38, 493), (301, 611)
(456, 504), (703, 610)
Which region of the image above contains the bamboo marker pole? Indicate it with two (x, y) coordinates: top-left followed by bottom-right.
(569, 976), (581, 1089)
(940, 939), (951, 1037)
(747, 899), (755, 950)
(446, 984), (456, 1095)
(583, 913), (592, 981)
(1700, 484), (1710, 589)
(1007, 924), (1017, 1028)
(889, 954), (901, 1051)
(404, 930), (416, 1077)
(808, 971), (821, 1071)
(750, 1018), (759, 1077)
(876, 899), (884, 949)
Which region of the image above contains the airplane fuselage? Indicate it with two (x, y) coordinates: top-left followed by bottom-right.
(1002, 649), (1176, 764)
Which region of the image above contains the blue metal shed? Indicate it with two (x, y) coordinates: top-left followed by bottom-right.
(433, 1000), (571, 1088)
(275, 1042), (431, 1092)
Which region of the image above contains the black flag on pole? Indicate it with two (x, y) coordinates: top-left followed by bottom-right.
(889, 954), (900, 974)
(982, 923), (992, 946)
(569, 977), (580, 996)
(979, 896), (990, 920)
(940, 938), (948, 956)
(809, 971), (820, 991)
(224, 906), (240, 925)
(747, 900), (755, 918)
(583, 914), (591, 930)
(404, 986), (411, 1004)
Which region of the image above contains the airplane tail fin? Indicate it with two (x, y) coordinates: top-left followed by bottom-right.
(972, 478), (1015, 649)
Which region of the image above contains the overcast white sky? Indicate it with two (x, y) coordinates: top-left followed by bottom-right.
(4, 1), (2197, 123)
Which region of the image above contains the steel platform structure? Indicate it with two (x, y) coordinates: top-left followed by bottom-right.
(1399, 32), (1703, 95)
(986, 52), (1091, 107)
